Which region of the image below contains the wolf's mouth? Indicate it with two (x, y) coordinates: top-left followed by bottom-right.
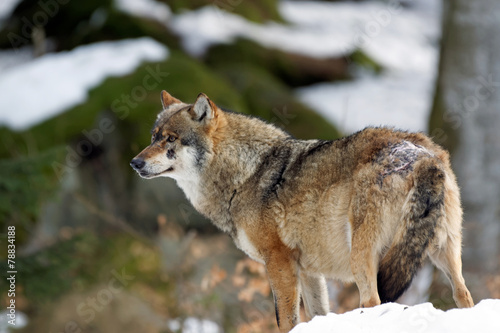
(139, 167), (174, 178)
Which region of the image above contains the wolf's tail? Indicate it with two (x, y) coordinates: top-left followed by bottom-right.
(377, 159), (445, 303)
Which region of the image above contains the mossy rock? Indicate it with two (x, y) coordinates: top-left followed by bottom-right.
(215, 63), (341, 140)
(164, 0), (283, 23)
(205, 38), (350, 87)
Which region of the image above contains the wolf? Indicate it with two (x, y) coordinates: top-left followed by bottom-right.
(130, 91), (474, 332)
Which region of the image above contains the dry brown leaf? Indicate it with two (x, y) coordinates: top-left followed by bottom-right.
(248, 277), (271, 297)
(246, 259), (266, 276)
(235, 259), (247, 275)
(232, 275), (246, 288)
(238, 277), (271, 302)
(238, 287), (255, 303)
(237, 310), (276, 333)
(201, 264), (227, 291)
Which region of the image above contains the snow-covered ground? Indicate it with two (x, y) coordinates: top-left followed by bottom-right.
(0, 37), (168, 130)
(292, 299), (500, 333)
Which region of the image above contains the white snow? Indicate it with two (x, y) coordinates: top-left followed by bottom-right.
(170, 6), (255, 58)
(114, 0), (172, 24)
(291, 299), (500, 333)
(0, 37), (168, 130)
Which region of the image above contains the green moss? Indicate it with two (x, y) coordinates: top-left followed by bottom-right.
(0, 233), (91, 304)
(76, 9), (180, 50)
(216, 63), (341, 140)
(0, 147), (65, 242)
(165, 0), (283, 23)
(153, 51), (249, 112)
(205, 38), (350, 87)
(348, 49), (384, 74)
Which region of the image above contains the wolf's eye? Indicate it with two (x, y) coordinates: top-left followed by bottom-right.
(167, 136), (176, 143)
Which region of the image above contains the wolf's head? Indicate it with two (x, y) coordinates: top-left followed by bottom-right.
(130, 91), (224, 180)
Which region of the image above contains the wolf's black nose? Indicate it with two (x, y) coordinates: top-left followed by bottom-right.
(130, 158), (145, 170)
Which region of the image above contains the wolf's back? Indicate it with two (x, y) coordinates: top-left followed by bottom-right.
(377, 158), (445, 303)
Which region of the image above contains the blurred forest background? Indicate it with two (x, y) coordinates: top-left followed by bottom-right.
(0, 0), (499, 332)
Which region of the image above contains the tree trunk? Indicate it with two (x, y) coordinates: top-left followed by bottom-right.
(429, 0), (500, 300)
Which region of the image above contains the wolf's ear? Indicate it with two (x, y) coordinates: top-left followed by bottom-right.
(191, 93), (216, 122)
(161, 90), (181, 109)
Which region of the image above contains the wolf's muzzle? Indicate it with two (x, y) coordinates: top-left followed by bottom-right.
(130, 158), (145, 171)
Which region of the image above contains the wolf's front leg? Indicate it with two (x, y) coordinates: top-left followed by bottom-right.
(266, 250), (301, 332)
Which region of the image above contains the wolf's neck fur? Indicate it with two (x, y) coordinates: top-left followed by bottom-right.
(176, 111), (292, 233)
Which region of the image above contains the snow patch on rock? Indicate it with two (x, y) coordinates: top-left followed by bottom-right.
(0, 38), (168, 130)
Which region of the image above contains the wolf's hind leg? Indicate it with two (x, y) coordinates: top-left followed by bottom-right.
(429, 241), (474, 308)
(299, 271), (329, 320)
(350, 212), (381, 308)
